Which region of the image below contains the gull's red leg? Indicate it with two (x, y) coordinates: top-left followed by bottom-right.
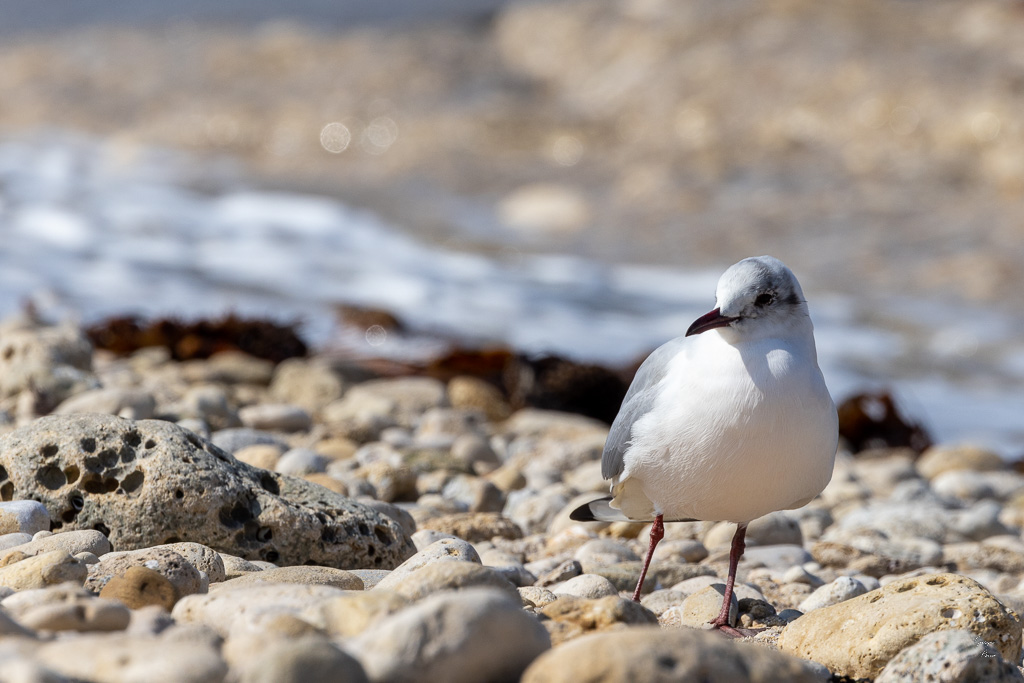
(631, 514), (664, 602)
(709, 522), (748, 635)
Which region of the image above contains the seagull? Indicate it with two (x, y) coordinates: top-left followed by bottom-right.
(570, 255), (838, 637)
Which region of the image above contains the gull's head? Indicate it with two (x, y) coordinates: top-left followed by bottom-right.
(686, 255), (809, 342)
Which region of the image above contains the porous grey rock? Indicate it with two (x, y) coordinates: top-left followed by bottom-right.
(521, 626), (823, 683)
(0, 414), (414, 569)
(875, 628), (1024, 683)
(0, 500), (51, 535)
(348, 588), (550, 683)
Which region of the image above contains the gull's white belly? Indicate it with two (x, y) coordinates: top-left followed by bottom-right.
(613, 338), (837, 524)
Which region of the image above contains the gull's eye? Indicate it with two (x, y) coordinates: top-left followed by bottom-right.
(754, 292), (775, 307)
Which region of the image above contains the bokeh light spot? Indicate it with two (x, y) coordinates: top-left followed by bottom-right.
(320, 122), (352, 153)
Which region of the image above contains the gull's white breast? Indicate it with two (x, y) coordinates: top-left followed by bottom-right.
(614, 332), (838, 524)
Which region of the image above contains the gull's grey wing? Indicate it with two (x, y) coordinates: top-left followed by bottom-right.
(601, 336), (687, 480)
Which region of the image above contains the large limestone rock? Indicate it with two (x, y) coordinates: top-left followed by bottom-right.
(0, 414), (414, 569)
(777, 573), (1022, 679)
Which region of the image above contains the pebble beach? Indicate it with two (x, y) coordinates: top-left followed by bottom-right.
(1, 316), (1024, 682)
(2, 0), (1024, 680)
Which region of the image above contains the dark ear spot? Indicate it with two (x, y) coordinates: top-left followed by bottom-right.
(784, 291), (802, 306)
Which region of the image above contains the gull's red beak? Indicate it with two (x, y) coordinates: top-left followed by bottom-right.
(686, 308), (738, 337)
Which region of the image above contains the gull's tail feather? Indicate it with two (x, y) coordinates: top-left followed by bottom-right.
(569, 496), (630, 522)
(569, 496), (697, 523)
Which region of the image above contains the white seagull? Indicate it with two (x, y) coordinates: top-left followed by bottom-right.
(571, 255), (838, 636)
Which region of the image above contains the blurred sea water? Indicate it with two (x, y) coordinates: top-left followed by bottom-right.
(1, 134), (1022, 456)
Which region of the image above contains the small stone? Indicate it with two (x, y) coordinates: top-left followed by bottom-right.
(574, 538), (640, 568)
(0, 549), (87, 590)
(640, 589), (687, 616)
(269, 358), (347, 414)
(233, 444), (285, 470)
(411, 529), (459, 550)
(916, 445), (1006, 480)
(305, 590), (410, 637)
(100, 566), (178, 610)
(551, 573), (618, 599)
(0, 532), (33, 551)
(373, 538), (481, 593)
(876, 628), (1024, 682)
(54, 387), (156, 420)
(540, 595), (657, 645)
(275, 448), (330, 475)
(447, 376), (512, 422)
(238, 403), (312, 433)
(450, 433), (503, 474)
(349, 569), (390, 590)
(172, 583), (349, 637)
(536, 559), (583, 587)
(521, 626), (823, 683)
(18, 596), (131, 632)
(157, 542), (226, 583)
(676, 584), (738, 628)
(220, 553), (266, 579)
(219, 565), (363, 590)
(417, 512), (523, 543)
(0, 500), (51, 535)
(390, 561), (518, 601)
(347, 588), (550, 683)
(414, 407), (486, 445)
(86, 547), (202, 598)
(226, 633), (369, 683)
(782, 565), (825, 588)
(0, 529), (111, 564)
(210, 427), (289, 454)
(441, 475), (506, 513)
(34, 631), (228, 682)
(797, 575), (868, 613)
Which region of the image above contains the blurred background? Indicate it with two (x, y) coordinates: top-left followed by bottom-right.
(0, 0), (1022, 453)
